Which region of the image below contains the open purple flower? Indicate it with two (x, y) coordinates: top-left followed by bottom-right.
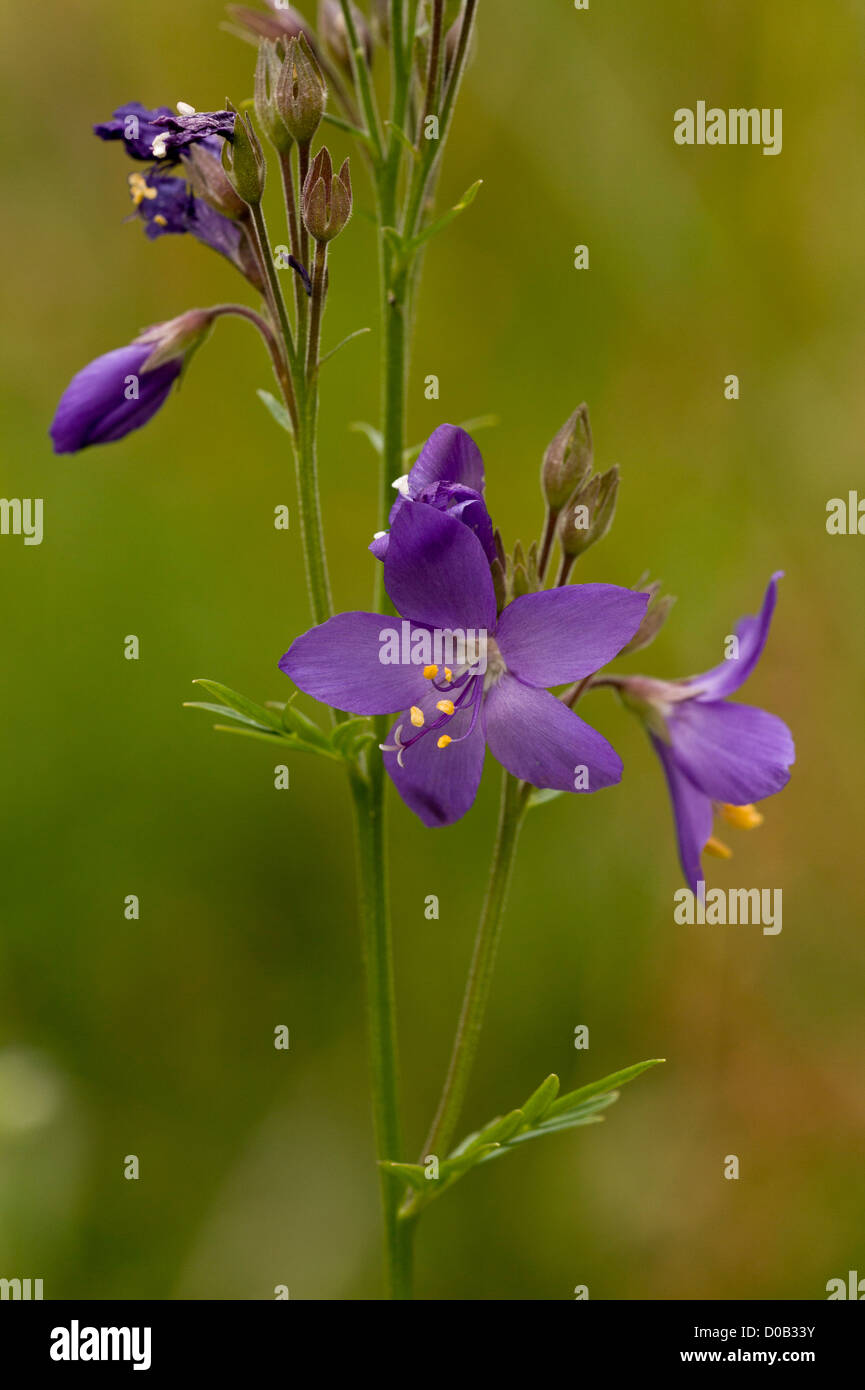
(50, 310), (211, 454)
(126, 169), (244, 264)
(620, 572), (794, 889)
(281, 502), (648, 826)
(370, 424), (496, 563)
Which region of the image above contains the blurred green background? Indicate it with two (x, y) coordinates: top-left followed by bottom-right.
(1, 0), (863, 1300)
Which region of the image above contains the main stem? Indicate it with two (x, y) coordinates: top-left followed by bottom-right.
(348, 766), (411, 1298)
(418, 773), (528, 1163)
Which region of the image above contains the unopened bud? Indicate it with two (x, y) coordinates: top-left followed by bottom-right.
(318, 0), (373, 72)
(255, 40), (293, 152)
(276, 34), (327, 145)
(301, 147), (352, 242)
(542, 403), (593, 511)
(558, 465), (619, 559)
(618, 583), (676, 656)
(137, 308), (215, 372)
(222, 103), (266, 205)
(226, 3), (313, 44)
(184, 141), (250, 220)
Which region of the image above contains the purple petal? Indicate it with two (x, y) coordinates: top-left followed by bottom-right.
(688, 573), (783, 700)
(50, 343), (180, 453)
(650, 735), (714, 892)
(94, 102), (175, 160)
(482, 676), (623, 791)
(384, 689), (486, 827)
(279, 612), (430, 715)
(495, 585), (649, 687)
(668, 699), (795, 804)
(384, 502), (496, 632)
(407, 424), (485, 495)
(370, 482), (495, 563)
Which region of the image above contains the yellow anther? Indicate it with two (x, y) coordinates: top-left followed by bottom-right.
(409, 706), (424, 728)
(435, 699), (455, 716)
(437, 735), (452, 749)
(719, 803), (764, 830)
(153, 214), (168, 226)
(423, 664), (439, 679)
(704, 835), (733, 860)
(443, 667), (453, 683)
(128, 172), (157, 206)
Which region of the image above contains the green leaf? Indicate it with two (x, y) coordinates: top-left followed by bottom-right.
(401, 1059), (664, 1216)
(519, 1073), (560, 1126)
(403, 179), (483, 256)
(379, 1161), (428, 1192)
(384, 119), (421, 162)
(184, 700), (277, 732)
(318, 326), (371, 370)
(350, 420), (384, 457)
(256, 388), (293, 434)
(545, 1058), (665, 1121)
(331, 717), (376, 758)
(527, 787), (565, 809)
(191, 680), (284, 731)
(279, 695), (331, 748)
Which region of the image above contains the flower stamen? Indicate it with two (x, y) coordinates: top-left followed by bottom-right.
(719, 802), (764, 830)
(704, 835), (733, 859)
(410, 706), (424, 727)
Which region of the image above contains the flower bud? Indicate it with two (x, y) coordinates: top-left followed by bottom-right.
(541, 403), (593, 511)
(276, 34), (327, 145)
(226, 3), (313, 44)
(137, 308), (215, 372)
(222, 103), (266, 206)
(302, 147), (352, 243)
(318, 0), (373, 72)
(618, 582), (676, 656)
(558, 465), (619, 559)
(183, 141), (250, 220)
(255, 40), (293, 152)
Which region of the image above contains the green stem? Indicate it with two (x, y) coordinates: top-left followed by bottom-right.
(249, 199), (298, 374)
(348, 766), (412, 1299)
(416, 772), (528, 1165)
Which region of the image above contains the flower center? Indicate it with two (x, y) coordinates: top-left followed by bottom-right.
(379, 648), (495, 766)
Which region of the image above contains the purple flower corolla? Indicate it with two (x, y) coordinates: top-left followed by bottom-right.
(369, 424), (496, 563)
(50, 311), (211, 454)
(94, 102), (176, 160)
(127, 169), (243, 263)
(281, 502), (648, 826)
(622, 572), (795, 890)
(150, 109), (236, 160)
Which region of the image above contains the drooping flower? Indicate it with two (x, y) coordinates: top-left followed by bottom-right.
(50, 310), (212, 454)
(281, 501), (648, 826)
(619, 572), (794, 889)
(370, 424), (496, 562)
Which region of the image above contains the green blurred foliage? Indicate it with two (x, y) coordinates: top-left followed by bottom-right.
(0, 0), (863, 1300)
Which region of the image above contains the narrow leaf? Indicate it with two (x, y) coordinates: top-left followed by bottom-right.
(350, 420), (384, 457)
(191, 680), (284, 732)
(256, 388), (293, 434)
(404, 179), (483, 255)
(546, 1059), (664, 1121)
(183, 700), (276, 732)
(379, 1161), (427, 1192)
(520, 1074), (560, 1126)
(318, 326), (371, 369)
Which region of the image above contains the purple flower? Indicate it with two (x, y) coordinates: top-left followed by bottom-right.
(622, 573), (795, 889)
(281, 501), (648, 826)
(94, 102), (176, 160)
(150, 109), (236, 161)
(370, 424), (496, 562)
(50, 311), (212, 454)
(127, 169), (243, 263)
